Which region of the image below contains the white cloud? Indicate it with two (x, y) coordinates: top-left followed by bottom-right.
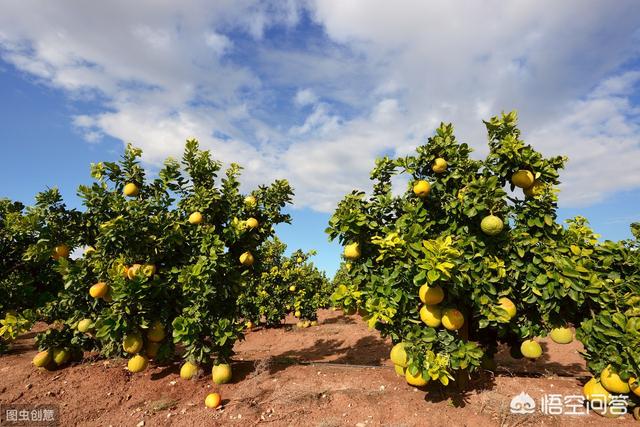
(204, 32), (232, 56)
(0, 0), (639, 212)
(294, 88), (317, 107)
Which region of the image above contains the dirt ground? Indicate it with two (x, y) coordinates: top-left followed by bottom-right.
(0, 310), (636, 427)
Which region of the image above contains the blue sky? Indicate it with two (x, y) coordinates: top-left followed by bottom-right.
(1, 1), (640, 276)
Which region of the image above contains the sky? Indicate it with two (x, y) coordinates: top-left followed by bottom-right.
(1, 0), (639, 276)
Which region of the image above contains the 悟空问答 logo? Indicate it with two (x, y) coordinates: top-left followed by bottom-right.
(510, 392), (536, 414)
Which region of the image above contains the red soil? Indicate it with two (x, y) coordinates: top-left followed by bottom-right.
(0, 310), (635, 426)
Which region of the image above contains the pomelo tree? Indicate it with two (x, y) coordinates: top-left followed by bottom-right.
(0, 191), (82, 352)
(326, 111), (631, 392)
(239, 237), (331, 328)
(576, 222), (640, 399)
(34, 139), (293, 378)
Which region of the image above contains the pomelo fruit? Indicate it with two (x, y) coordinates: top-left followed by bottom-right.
(53, 348), (70, 366)
(245, 217), (259, 229)
(419, 305), (442, 327)
(205, 393), (222, 409)
(180, 361), (199, 379)
(212, 363), (232, 384)
(77, 319), (92, 333)
(123, 333), (143, 354)
(583, 377), (611, 403)
(390, 342), (408, 367)
(89, 282), (109, 298)
(127, 264), (142, 280)
(33, 351), (51, 368)
(52, 244), (70, 260)
(497, 297), (516, 320)
(524, 181), (544, 197)
(432, 158), (447, 173)
(127, 355), (148, 373)
(240, 251), (254, 266)
(419, 285), (444, 305)
(405, 369), (428, 387)
(188, 211), (203, 225)
(123, 183), (139, 197)
(520, 340), (542, 359)
(147, 321), (165, 343)
(511, 170), (534, 189)
(549, 327), (573, 344)
(344, 243), (361, 260)
(600, 366), (630, 394)
(244, 195), (257, 208)
(412, 180), (431, 198)
(442, 308), (464, 331)
(480, 215), (503, 236)
(142, 264), (156, 277)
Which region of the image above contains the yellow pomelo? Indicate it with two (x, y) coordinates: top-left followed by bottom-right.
(390, 342), (408, 367)
(212, 363), (233, 384)
(240, 251), (254, 266)
(497, 297), (516, 320)
(432, 158), (447, 173)
(89, 282), (109, 298)
(344, 243), (361, 260)
(127, 264), (142, 280)
(600, 366), (630, 394)
(294, 310), (301, 317)
(52, 244), (70, 259)
(549, 327), (573, 344)
(244, 195), (257, 207)
(419, 285), (444, 305)
(142, 264), (156, 277)
(77, 319), (92, 333)
(289, 285), (296, 292)
(524, 181), (544, 197)
(33, 350), (52, 368)
(180, 361), (199, 379)
(205, 393), (222, 409)
(53, 348), (70, 366)
(122, 333), (143, 354)
(520, 340), (542, 359)
(147, 321), (165, 343)
(245, 217), (259, 229)
(127, 355), (148, 373)
(511, 170), (535, 189)
(419, 305), (442, 327)
(480, 215), (504, 236)
(123, 183), (139, 197)
(583, 377), (611, 403)
(442, 308), (464, 331)
(412, 180), (431, 198)
(188, 211), (203, 224)
(405, 369), (428, 387)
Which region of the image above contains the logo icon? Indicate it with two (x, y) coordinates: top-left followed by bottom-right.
(510, 392), (536, 414)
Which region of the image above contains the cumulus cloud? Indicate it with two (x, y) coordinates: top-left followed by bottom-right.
(0, 0), (639, 211)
